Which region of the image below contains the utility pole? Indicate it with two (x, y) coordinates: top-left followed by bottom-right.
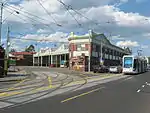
(100, 41), (103, 65)
(6, 26), (10, 59)
(88, 30), (92, 72)
(0, 2), (4, 45)
(4, 26), (10, 76)
(38, 44), (40, 67)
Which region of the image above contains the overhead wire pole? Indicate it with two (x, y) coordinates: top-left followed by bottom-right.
(0, 2), (4, 45)
(88, 30), (92, 72)
(4, 25), (10, 76)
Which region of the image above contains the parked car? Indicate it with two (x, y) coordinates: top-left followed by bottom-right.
(109, 66), (122, 73)
(93, 65), (109, 73)
(147, 65), (150, 71)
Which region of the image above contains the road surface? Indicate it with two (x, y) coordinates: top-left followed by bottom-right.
(0, 69), (150, 113)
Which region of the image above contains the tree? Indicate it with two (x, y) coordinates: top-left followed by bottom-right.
(25, 45), (35, 52)
(10, 49), (16, 52)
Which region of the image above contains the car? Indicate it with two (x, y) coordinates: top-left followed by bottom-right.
(147, 65), (150, 71)
(109, 66), (122, 73)
(93, 65), (109, 73)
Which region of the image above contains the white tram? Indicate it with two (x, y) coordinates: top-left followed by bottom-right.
(122, 55), (147, 74)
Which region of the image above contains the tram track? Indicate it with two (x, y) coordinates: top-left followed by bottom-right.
(0, 70), (88, 110)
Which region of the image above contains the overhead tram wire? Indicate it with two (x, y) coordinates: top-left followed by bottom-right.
(1, 0), (9, 4)
(10, 37), (66, 43)
(57, 0), (112, 35)
(2, 9), (15, 23)
(5, 1), (84, 30)
(57, 0), (82, 27)
(5, 8), (55, 32)
(4, 3), (63, 27)
(4, 8), (42, 28)
(4, 6), (56, 32)
(36, 0), (62, 27)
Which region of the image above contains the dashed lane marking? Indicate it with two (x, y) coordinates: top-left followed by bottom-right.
(142, 85), (145, 88)
(137, 89), (141, 93)
(48, 76), (52, 88)
(61, 87), (104, 103)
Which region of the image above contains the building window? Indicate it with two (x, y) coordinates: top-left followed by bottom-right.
(93, 44), (96, 52)
(77, 44), (81, 51)
(85, 44), (89, 51)
(96, 45), (99, 52)
(76, 44), (87, 51)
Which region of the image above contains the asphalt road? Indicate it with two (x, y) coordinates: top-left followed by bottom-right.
(0, 71), (150, 113)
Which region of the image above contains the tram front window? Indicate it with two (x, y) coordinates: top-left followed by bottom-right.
(124, 57), (133, 68)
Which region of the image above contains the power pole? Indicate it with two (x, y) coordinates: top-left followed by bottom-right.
(88, 30), (92, 72)
(0, 2), (4, 45)
(6, 26), (10, 59)
(4, 26), (10, 76)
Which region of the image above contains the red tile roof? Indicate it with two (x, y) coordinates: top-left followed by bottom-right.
(11, 52), (36, 55)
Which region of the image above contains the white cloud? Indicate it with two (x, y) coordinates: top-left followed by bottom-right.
(116, 40), (139, 47)
(111, 35), (125, 40)
(143, 33), (150, 38)
(37, 29), (51, 34)
(4, 1), (150, 29)
(8, 0), (22, 3)
(141, 45), (149, 49)
(9, 39), (25, 51)
(2, 0), (150, 55)
(21, 32), (69, 43)
(136, 0), (147, 3)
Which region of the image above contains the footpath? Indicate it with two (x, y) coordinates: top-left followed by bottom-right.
(0, 69), (28, 82)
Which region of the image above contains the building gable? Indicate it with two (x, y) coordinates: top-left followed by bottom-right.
(93, 34), (111, 45)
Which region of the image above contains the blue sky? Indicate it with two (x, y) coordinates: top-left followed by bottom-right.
(1, 0), (150, 55)
(119, 0), (150, 16)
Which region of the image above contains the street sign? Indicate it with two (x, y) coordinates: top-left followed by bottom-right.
(99, 58), (104, 65)
(9, 59), (16, 66)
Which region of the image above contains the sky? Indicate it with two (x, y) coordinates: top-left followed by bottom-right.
(1, 0), (150, 56)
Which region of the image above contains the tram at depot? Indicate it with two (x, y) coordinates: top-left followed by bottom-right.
(122, 55), (147, 74)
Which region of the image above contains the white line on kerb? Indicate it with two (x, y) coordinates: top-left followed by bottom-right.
(146, 82), (148, 85)
(137, 89), (141, 93)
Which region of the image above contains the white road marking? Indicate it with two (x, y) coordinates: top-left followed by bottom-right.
(142, 85), (145, 88)
(125, 76), (133, 80)
(137, 89), (141, 92)
(121, 76), (133, 82)
(146, 82), (148, 85)
(0, 102), (13, 108)
(147, 83), (150, 86)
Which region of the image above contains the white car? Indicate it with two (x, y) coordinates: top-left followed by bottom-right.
(109, 66), (122, 73)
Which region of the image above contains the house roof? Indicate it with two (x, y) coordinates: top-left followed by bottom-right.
(11, 52), (36, 55)
(9, 54), (15, 57)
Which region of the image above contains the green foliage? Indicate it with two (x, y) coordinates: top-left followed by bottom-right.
(25, 45), (35, 52)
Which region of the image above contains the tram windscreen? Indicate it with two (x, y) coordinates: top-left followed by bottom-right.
(124, 57), (133, 68)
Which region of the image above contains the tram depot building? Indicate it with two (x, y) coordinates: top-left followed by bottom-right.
(33, 30), (131, 72)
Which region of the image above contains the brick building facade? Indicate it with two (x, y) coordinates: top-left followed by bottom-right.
(68, 30), (131, 71)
